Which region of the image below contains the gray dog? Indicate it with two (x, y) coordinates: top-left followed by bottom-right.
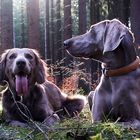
(64, 19), (140, 128)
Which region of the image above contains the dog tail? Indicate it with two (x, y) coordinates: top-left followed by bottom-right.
(62, 95), (87, 117)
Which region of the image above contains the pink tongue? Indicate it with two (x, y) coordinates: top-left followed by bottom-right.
(15, 75), (28, 96)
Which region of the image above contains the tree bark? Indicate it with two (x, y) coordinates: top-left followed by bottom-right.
(123, 0), (130, 26)
(55, 0), (63, 86)
(20, 0), (26, 48)
(0, 0), (13, 49)
(78, 0), (91, 93)
(130, 0), (140, 46)
(63, 0), (73, 67)
(90, 0), (100, 87)
(26, 0), (40, 50)
(107, 0), (130, 26)
(50, 0), (55, 64)
(63, 0), (72, 40)
(45, 0), (50, 61)
(78, 0), (86, 35)
(90, 0), (100, 24)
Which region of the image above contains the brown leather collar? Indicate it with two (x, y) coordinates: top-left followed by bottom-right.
(103, 58), (140, 77)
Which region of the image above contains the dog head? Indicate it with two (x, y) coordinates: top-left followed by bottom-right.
(64, 19), (135, 62)
(0, 48), (47, 96)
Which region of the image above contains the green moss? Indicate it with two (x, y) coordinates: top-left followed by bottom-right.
(0, 102), (140, 140)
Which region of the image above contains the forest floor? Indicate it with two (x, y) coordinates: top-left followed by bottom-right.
(0, 87), (140, 140)
(0, 104), (140, 140)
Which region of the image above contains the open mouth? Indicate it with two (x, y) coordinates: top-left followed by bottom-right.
(12, 72), (30, 96)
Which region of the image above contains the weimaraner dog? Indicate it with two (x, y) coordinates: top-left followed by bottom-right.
(64, 19), (140, 128)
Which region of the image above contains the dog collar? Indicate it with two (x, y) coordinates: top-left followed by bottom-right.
(103, 57), (140, 77)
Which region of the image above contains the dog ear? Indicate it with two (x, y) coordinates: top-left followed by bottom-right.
(103, 19), (130, 53)
(36, 59), (47, 84)
(32, 50), (47, 84)
(0, 50), (9, 82)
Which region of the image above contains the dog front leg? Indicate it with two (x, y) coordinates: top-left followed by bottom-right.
(88, 91), (94, 111)
(88, 90), (105, 122)
(91, 91), (110, 122)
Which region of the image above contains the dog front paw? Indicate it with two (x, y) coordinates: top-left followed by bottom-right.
(9, 120), (28, 127)
(43, 114), (60, 126)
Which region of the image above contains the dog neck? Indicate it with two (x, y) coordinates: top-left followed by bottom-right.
(102, 57), (140, 77)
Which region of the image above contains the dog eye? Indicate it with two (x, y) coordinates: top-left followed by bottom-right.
(25, 53), (33, 59)
(9, 53), (17, 59)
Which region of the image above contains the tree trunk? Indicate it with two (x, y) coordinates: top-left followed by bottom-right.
(78, 0), (91, 93)
(26, 0), (40, 51)
(90, 0), (100, 87)
(0, 0), (13, 49)
(63, 0), (73, 70)
(50, 0), (55, 64)
(130, 0), (140, 47)
(21, 0), (27, 48)
(90, 0), (100, 24)
(108, 0), (118, 19)
(78, 0), (86, 34)
(55, 0), (63, 86)
(108, 0), (130, 25)
(123, 0), (130, 26)
(63, 0), (72, 40)
(45, 0), (50, 61)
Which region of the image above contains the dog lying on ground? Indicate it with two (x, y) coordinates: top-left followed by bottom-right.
(64, 19), (140, 128)
(0, 48), (86, 127)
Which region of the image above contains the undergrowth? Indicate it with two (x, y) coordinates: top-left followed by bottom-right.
(0, 105), (140, 140)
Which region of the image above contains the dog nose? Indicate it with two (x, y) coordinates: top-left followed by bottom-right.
(63, 41), (68, 48)
(63, 40), (71, 49)
(16, 59), (26, 68)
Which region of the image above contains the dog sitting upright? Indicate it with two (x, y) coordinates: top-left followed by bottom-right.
(0, 48), (86, 127)
(64, 19), (140, 128)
